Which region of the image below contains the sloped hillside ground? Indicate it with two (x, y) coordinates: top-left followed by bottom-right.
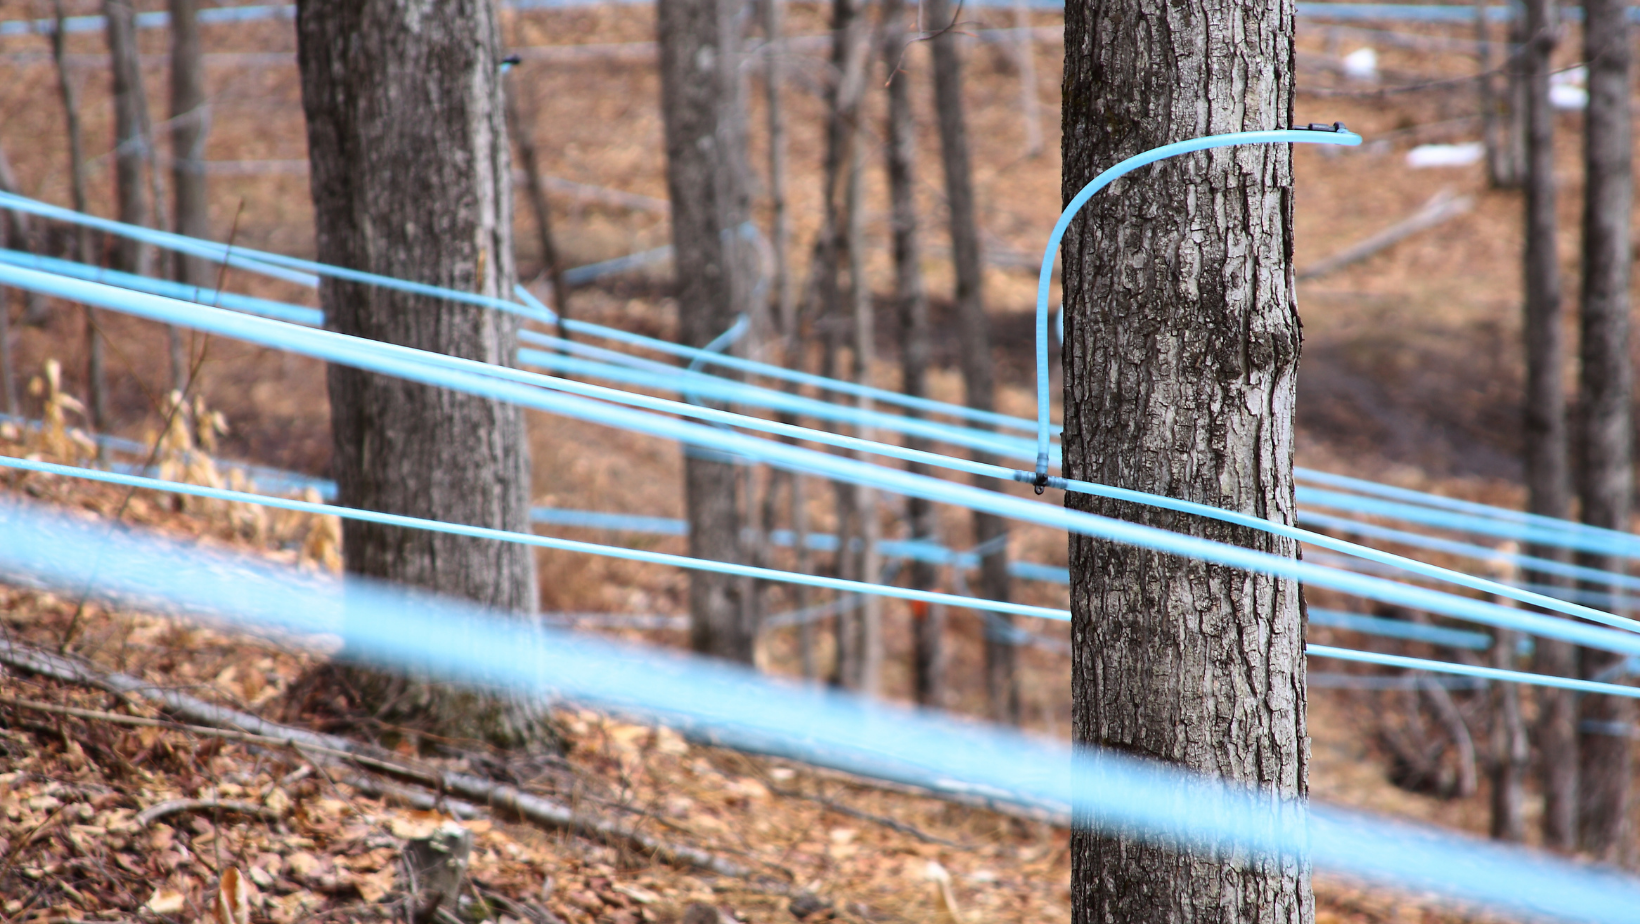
(2, 1), (1640, 921)
(0, 426), (1547, 924)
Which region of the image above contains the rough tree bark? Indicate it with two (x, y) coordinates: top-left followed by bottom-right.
(1518, 0), (1576, 853)
(0, 141), (47, 327)
(503, 74), (570, 333)
(1062, 0), (1311, 921)
(1012, 0), (1043, 158)
(53, 0), (103, 437)
(97, 0), (161, 432)
(0, 143), (22, 415)
(1491, 628), (1529, 840)
(762, 0), (793, 342)
(802, 0), (872, 688)
(882, 0), (943, 706)
(295, 0), (541, 747)
(0, 284), (10, 418)
(925, 0), (1016, 724)
(49, 0), (94, 290)
(755, 0), (814, 678)
(169, 0), (211, 295)
(1574, 0), (1632, 861)
(658, 0), (757, 663)
(844, 83), (884, 696)
(105, 0), (151, 278)
(1476, 0), (1523, 188)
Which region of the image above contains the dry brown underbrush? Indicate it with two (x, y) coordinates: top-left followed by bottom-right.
(0, 433), (1526, 924)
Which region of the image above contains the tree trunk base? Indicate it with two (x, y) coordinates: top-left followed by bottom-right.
(285, 661), (565, 754)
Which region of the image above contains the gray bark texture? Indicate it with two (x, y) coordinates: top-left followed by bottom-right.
(0, 283), (11, 418)
(845, 103), (885, 696)
(806, 0), (872, 689)
(755, 0), (810, 679)
(762, 0), (794, 342)
(1575, 0), (1633, 861)
(104, 0), (151, 278)
(882, 0), (944, 706)
(1476, 0), (1523, 188)
(504, 77), (570, 334)
(1061, 0), (1311, 921)
(56, 0), (102, 436)
(658, 0), (757, 663)
(1517, 0), (1576, 853)
(1490, 628), (1528, 841)
(0, 144), (20, 414)
(0, 141), (47, 327)
(295, 0), (540, 745)
(169, 0), (211, 290)
(925, 0), (1016, 724)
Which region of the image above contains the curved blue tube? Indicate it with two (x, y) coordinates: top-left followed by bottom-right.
(1033, 126), (1364, 484)
(11, 248), (1640, 622)
(8, 500), (1640, 923)
(7, 260), (1640, 636)
(10, 264), (1640, 657)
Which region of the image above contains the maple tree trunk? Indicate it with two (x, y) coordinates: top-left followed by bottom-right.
(1491, 627), (1528, 841)
(504, 77), (570, 333)
(845, 94), (884, 696)
(295, 0), (541, 747)
(803, 0), (871, 688)
(1574, 0), (1633, 861)
(0, 144), (20, 415)
(658, 0), (757, 663)
(0, 141), (46, 328)
(105, 0), (150, 278)
(925, 0), (1016, 724)
(169, 0), (209, 395)
(1517, 0), (1577, 853)
(1477, 0), (1524, 188)
(1062, 0), (1311, 920)
(762, 0), (793, 342)
(882, 0), (944, 706)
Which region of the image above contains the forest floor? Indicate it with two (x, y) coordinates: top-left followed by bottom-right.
(1, 1), (1638, 921)
(0, 429), (1513, 924)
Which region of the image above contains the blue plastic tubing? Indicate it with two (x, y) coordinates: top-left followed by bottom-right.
(9, 248), (1640, 626)
(0, 191), (1031, 435)
(11, 201), (1640, 560)
(511, 326), (1640, 562)
(9, 235), (1640, 566)
(1032, 128), (1364, 483)
(23, 447), (1553, 663)
(7, 262), (1637, 632)
(10, 265), (1640, 655)
(10, 189), (1640, 557)
(1306, 646), (1640, 698)
(4, 501), (1640, 924)
(0, 454), (1064, 621)
(15, 452), (1640, 703)
(505, 348), (1640, 630)
(0, 191), (550, 323)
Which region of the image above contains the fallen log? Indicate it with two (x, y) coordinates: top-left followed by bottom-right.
(1297, 187), (1474, 281)
(0, 640), (746, 878)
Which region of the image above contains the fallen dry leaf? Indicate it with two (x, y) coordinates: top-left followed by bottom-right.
(146, 886), (186, 915)
(613, 882), (661, 904)
(353, 865), (396, 902)
(212, 867), (251, 924)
